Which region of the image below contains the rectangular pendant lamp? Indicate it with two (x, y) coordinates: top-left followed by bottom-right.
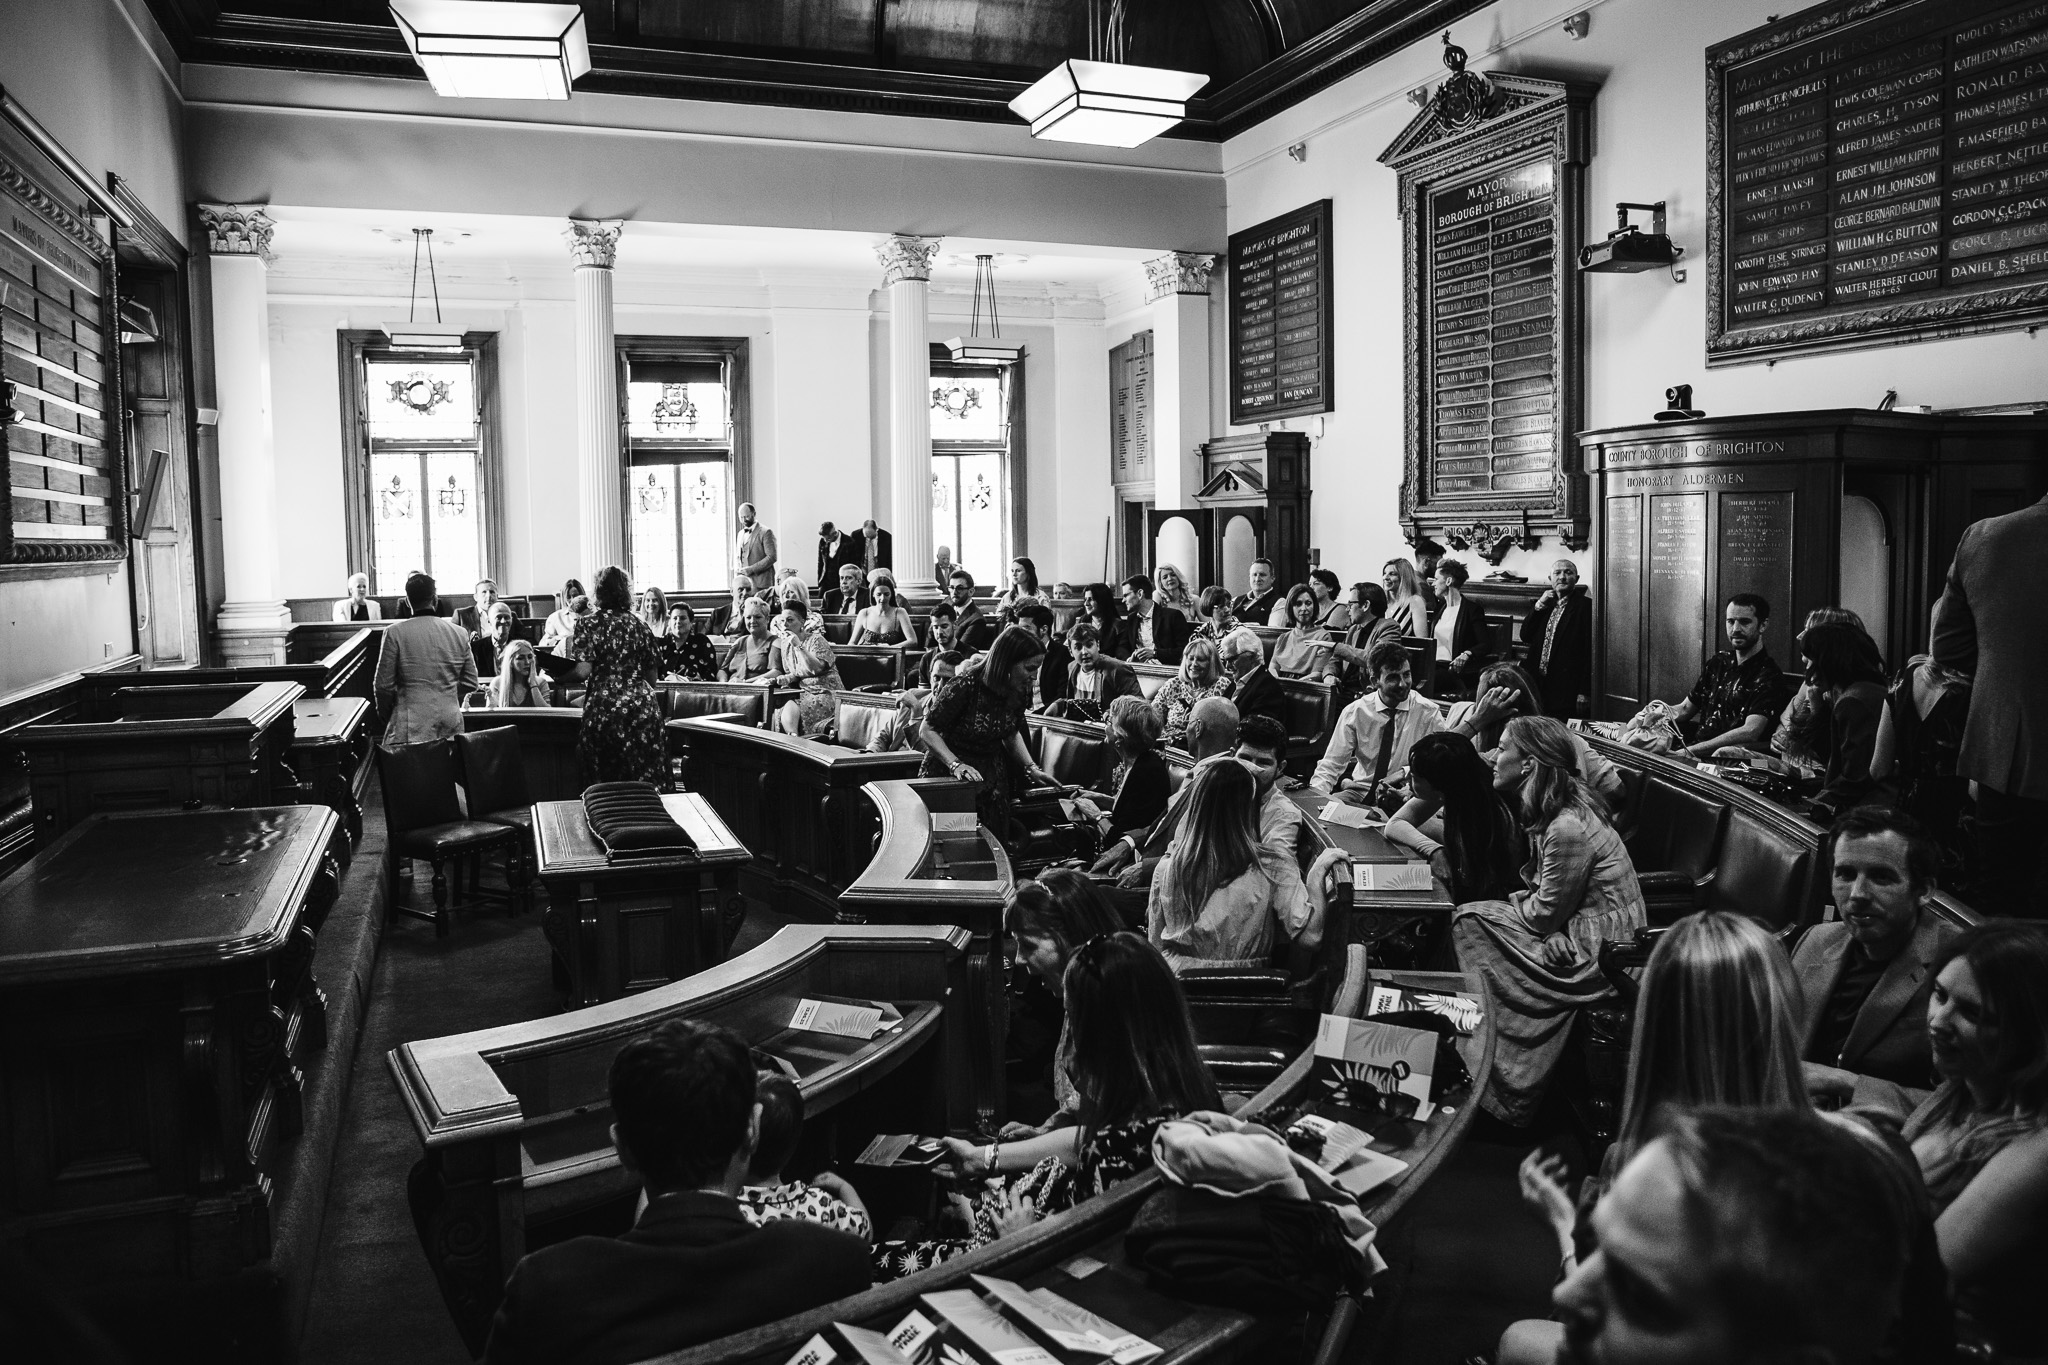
(1008, 59), (1208, 148)
(389, 1), (592, 100)
(384, 329), (467, 352)
(943, 338), (1025, 363)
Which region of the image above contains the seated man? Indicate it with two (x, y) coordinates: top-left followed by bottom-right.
(472, 601), (519, 683)
(1516, 1106), (1911, 1365)
(1662, 593), (1791, 760)
(949, 570), (997, 651)
(459, 578), (500, 635)
(1310, 640), (1445, 806)
(1111, 573), (1190, 666)
(1797, 806), (1961, 1103)
(918, 602), (959, 686)
(483, 1019), (870, 1365)
(821, 562), (870, 616)
(1218, 626), (1287, 731)
(1232, 557), (1283, 631)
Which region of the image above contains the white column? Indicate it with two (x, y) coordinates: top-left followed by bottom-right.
(1144, 252), (1217, 515)
(200, 204), (291, 667)
(876, 234), (942, 601)
(566, 219), (625, 578)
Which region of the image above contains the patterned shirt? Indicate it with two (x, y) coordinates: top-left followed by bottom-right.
(1685, 647), (1789, 743)
(737, 1181), (871, 1242)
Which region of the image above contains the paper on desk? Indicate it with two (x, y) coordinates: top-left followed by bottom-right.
(791, 998), (902, 1038)
(783, 1333), (837, 1365)
(1331, 1147), (1410, 1197)
(921, 1289), (1060, 1365)
(1289, 1113), (1372, 1172)
(972, 1276), (1109, 1355)
(885, 1310), (939, 1361)
(1354, 862), (1433, 892)
(1027, 1288), (1163, 1365)
(836, 1322), (918, 1365)
(1318, 800), (1384, 830)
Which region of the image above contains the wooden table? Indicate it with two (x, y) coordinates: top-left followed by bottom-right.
(1286, 789), (1456, 958)
(534, 791), (752, 1005)
(288, 696), (371, 845)
(0, 806), (344, 1299)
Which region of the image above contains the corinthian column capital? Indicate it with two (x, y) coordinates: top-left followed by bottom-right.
(1143, 251), (1217, 302)
(565, 218), (625, 268)
(875, 234), (942, 286)
(198, 204), (276, 262)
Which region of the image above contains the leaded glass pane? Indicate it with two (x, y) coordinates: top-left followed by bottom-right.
(365, 360), (475, 439)
(677, 462), (730, 593)
(954, 453), (1005, 589)
(370, 451), (424, 596)
(627, 380), (729, 441)
(929, 373), (1005, 442)
(629, 464), (679, 593)
(425, 449), (482, 591)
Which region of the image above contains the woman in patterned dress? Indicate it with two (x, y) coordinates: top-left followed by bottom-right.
(661, 602), (717, 681)
(720, 597), (776, 680)
(563, 566), (665, 785)
(769, 597), (843, 737)
(1189, 585), (1240, 646)
(873, 932), (1221, 1279)
(1151, 636), (1235, 749)
(917, 625), (1057, 843)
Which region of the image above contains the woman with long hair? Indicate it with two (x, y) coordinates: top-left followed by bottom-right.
(850, 571), (916, 646)
(769, 596), (844, 738)
(1799, 620), (1890, 813)
(482, 638), (552, 708)
(1151, 636), (1234, 749)
(1146, 758), (1337, 971)
(995, 556), (1049, 616)
(1385, 730), (1523, 904)
(1769, 606), (1870, 771)
(1271, 583), (1338, 681)
(639, 585), (671, 642)
(918, 624), (1057, 844)
(1079, 583), (1123, 655)
(876, 934), (1222, 1278)
(1445, 661), (1624, 812)
(537, 576), (589, 656)
(561, 565), (665, 784)
(1452, 715), (1647, 1125)
(1308, 568), (1352, 632)
(1381, 558), (1430, 639)
(1152, 563), (1198, 622)
(1003, 871), (1127, 1137)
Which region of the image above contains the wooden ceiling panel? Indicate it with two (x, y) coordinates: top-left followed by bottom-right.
(633, 0), (876, 58)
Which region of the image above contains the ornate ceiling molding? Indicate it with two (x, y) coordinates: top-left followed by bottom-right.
(198, 202), (276, 261)
(875, 234), (942, 287)
(564, 218), (625, 269)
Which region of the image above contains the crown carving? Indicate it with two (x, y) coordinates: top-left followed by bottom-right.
(198, 204), (275, 262)
(565, 219), (625, 268)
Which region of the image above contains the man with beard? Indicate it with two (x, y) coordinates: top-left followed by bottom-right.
(1664, 594), (1789, 760)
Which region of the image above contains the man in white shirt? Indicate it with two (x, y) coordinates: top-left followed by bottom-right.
(1311, 639), (1445, 805)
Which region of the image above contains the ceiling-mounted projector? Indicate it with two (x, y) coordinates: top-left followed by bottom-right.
(1580, 202), (1681, 273)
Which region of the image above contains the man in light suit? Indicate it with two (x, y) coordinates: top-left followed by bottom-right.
(1934, 489), (2048, 918)
(375, 571), (476, 747)
(734, 503), (776, 595)
(1796, 807), (1960, 1103)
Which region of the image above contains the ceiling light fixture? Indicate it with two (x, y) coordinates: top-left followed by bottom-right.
(945, 255), (1024, 364)
(389, 0), (591, 100)
(384, 228), (466, 351)
(1009, 0), (1206, 147)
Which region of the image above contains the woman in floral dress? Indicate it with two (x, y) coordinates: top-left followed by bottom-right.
(769, 597), (844, 737)
(917, 625), (1056, 842)
(1151, 636), (1235, 749)
(565, 566), (665, 785)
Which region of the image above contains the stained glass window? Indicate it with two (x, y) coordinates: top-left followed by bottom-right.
(623, 348), (739, 593)
(365, 360), (476, 440)
(931, 365), (1011, 590)
(359, 352), (484, 595)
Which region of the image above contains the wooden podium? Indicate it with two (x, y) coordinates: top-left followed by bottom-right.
(1580, 409), (2047, 719)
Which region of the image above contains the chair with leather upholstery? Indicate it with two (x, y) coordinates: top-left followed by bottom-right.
(832, 694), (899, 752)
(1279, 676), (1339, 780)
(1131, 665), (1174, 703)
(1398, 637), (1436, 696)
(833, 647), (903, 692)
(456, 725), (535, 914)
(375, 740), (518, 938)
(820, 615), (855, 645)
(1703, 819), (1817, 934)
(1624, 779), (1729, 925)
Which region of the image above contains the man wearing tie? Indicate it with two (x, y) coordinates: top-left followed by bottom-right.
(816, 522), (862, 590)
(735, 503), (777, 595)
(1311, 640), (1445, 807)
(849, 518), (892, 577)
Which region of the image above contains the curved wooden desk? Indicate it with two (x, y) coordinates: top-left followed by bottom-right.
(390, 923), (974, 1355)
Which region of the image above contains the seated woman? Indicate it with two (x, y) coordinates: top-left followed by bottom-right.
(332, 571), (382, 622)
(1452, 715), (1647, 1126)
(1307, 568), (1351, 632)
(660, 601), (717, 681)
(1152, 563), (1198, 622)
(769, 597), (844, 737)
(993, 556), (1052, 616)
(1001, 871), (1127, 1139)
(474, 638), (553, 709)
(720, 596), (776, 680)
(850, 571), (916, 646)
(537, 577), (589, 657)
(1384, 731), (1524, 905)
(1146, 758), (1344, 972)
(1189, 585), (1239, 645)
(1151, 636), (1234, 750)
(918, 625), (1057, 845)
(639, 585), (672, 654)
(1797, 620), (1889, 816)
(1845, 921), (2048, 1360)
(1073, 695), (1172, 844)
(1077, 583), (1124, 657)
(881, 932), (1222, 1277)
(1447, 662), (1625, 814)
(1766, 606), (1867, 775)
(1269, 583), (1339, 682)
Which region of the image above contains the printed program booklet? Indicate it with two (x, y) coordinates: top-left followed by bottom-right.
(1366, 983), (1483, 1035)
(921, 1288), (1060, 1365)
(1312, 1013), (1437, 1121)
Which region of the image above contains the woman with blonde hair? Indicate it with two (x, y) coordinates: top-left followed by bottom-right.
(1152, 563), (1197, 622)
(1381, 558), (1430, 640)
(1150, 636), (1234, 749)
(1453, 714), (1647, 1125)
(477, 638), (552, 708)
(850, 570), (916, 646)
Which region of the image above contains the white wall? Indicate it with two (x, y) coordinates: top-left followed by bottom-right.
(1220, 0), (2048, 594)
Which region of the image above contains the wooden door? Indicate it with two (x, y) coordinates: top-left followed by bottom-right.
(120, 267), (201, 669)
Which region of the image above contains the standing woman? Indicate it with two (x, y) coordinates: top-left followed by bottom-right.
(538, 577), (590, 657)
(563, 566), (665, 785)
(769, 597), (844, 737)
(1308, 569), (1352, 632)
(851, 571), (917, 645)
(720, 597), (776, 680)
(661, 601), (717, 680)
(996, 557), (1051, 615)
(919, 625), (1057, 844)
(1431, 559), (1487, 699)
(1153, 564), (1198, 622)
(1382, 558), (1430, 640)
(1270, 584), (1339, 682)
(1452, 715), (1647, 1126)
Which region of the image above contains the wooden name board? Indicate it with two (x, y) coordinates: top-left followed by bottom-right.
(1228, 200), (1332, 424)
(1381, 69), (1595, 551)
(1708, 0), (2048, 363)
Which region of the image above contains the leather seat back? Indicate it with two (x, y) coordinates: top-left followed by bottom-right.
(663, 684), (765, 727)
(820, 615), (854, 644)
(1038, 727), (1113, 788)
(1133, 665), (1174, 702)
(833, 650), (898, 691)
(1705, 820), (1815, 933)
(833, 696), (895, 752)
(1626, 780), (1729, 878)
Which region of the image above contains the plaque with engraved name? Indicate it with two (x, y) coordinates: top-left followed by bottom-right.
(1648, 494), (1711, 704)
(1228, 200), (1333, 424)
(1708, 0), (2048, 363)
(1382, 65), (1595, 550)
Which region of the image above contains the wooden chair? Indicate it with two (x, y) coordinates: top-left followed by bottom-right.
(375, 740), (518, 937)
(456, 726), (535, 914)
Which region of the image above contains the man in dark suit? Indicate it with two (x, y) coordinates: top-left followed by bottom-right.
(1795, 808), (1961, 1103)
(1935, 490), (2048, 918)
(483, 1019), (870, 1365)
(1219, 626), (1287, 731)
(820, 563), (870, 616)
(1111, 574), (1190, 665)
(848, 518), (892, 577)
(948, 570), (998, 651)
(815, 522), (863, 591)
(457, 578), (500, 635)
(1520, 559), (1592, 719)
(471, 602), (518, 684)
(1232, 557), (1283, 631)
